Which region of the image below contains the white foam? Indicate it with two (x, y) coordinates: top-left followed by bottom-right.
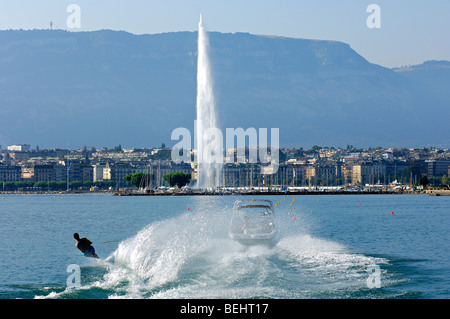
(80, 206), (392, 298)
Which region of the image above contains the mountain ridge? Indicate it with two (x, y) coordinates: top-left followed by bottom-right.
(0, 29), (448, 149)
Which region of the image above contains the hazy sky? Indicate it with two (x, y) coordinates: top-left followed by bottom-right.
(1, 0), (449, 68)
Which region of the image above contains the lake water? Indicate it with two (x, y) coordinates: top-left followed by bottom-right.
(0, 193), (448, 299)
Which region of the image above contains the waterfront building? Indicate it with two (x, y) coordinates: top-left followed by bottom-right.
(80, 163), (94, 183)
(20, 163), (67, 182)
(221, 163), (306, 188)
(0, 165), (22, 182)
(9, 151), (30, 162)
(92, 163), (106, 182)
(104, 163), (137, 188)
(32, 164), (54, 182)
(223, 163), (262, 187)
(153, 162), (192, 187)
(426, 160), (450, 177)
(65, 160), (81, 183)
(352, 161), (386, 186)
(7, 144), (30, 152)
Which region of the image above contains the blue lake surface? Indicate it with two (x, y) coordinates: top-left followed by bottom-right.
(0, 193), (448, 299)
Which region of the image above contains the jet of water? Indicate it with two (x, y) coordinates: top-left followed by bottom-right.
(196, 14), (223, 189)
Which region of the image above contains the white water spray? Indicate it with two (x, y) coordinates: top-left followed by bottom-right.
(196, 14), (223, 189)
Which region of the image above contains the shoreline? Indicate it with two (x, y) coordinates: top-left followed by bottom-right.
(114, 189), (428, 196)
(1, 190), (448, 196)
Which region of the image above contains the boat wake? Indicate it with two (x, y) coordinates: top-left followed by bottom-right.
(38, 201), (393, 299)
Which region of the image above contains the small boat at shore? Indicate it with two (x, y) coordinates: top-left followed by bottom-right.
(228, 199), (277, 245)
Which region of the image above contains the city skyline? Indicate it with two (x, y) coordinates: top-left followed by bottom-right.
(2, 142), (450, 152)
(2, 142), (449, 189)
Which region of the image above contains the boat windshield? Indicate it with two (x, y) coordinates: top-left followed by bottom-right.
(231, 205), (274, 235)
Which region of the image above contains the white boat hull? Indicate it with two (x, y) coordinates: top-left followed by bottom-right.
(228, 230), (278, 245)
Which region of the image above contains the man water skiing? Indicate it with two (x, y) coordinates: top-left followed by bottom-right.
(73, 233), (99, 258)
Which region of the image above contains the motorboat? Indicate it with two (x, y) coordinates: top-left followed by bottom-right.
(228, 199), (277, 245)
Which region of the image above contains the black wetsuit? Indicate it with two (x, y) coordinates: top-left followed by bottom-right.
(76, 238), (95, 255)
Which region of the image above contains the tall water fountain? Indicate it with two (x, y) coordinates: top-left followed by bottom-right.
(195, 15), (223, 189)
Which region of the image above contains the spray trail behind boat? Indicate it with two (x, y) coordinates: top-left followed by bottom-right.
(101, 198), (391, 298)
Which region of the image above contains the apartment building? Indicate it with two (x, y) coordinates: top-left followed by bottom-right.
(0, 165), (21, 182)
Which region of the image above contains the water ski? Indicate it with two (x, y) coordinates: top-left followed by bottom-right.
(84, 249), (99, 259)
